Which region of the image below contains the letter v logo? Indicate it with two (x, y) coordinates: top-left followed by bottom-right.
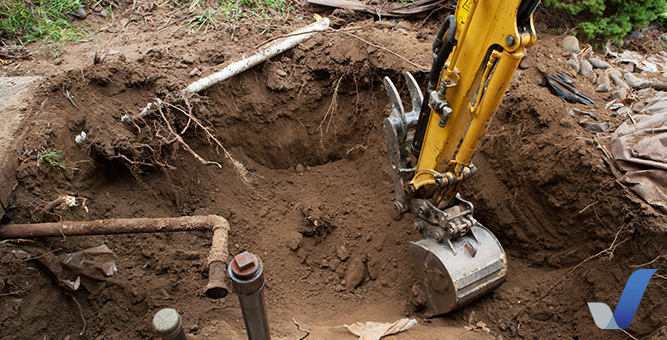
(587, 269), (657, 329)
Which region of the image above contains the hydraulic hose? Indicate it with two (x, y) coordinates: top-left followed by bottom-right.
(412, 15), (457, 156)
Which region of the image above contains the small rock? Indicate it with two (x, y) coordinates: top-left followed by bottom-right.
(345, 257), (365, 289)
(276, 69), (287, 77)
(100, 9), (110, 18)
(610, 74), (631, 91)
(623, 73), (650, 89)
(562, 36), (580, 53)
(617, 107), (633, 117)
(565, 59), (580, 74)
(536, 22), (548, 32)
(612, 88), (628, 101)
(596, 83), (612, 92)
(597, 73), (611, 86)
(367, 258), (380, 280)
(535, 75), (546, 86)
(580, 59), (593, 76)
(589, 57), (612, 69)
(329, 258), (340, 271)
(630, 31), (644, 39)
(632, 103), (644, 113)
(333, 284), (345, 292)
(560, 119), (573, 129)
(610, 103), (624, 111)
(295, 164), (304, 173)
(604, 68), (622, 78)
(588, 72), (597, 84)
(337, 245), (350, 261)
(93, 5), (102, 12)
(624, 63), (635, 73)
(72, 8), (87, 19)
(30, 26), (40, 33)
(518, 57), (532, 70)
(321, 259), (330, 269)
(528, 302), (553, 321)
(258, 206), (269, 218)
(375, 20), (394, 29)
(396, 20), (412, 31)
(188, 68), (201, 77)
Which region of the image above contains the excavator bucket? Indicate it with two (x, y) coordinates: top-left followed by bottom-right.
(409, 223), (506, 316)
(383, 73), (507, 316)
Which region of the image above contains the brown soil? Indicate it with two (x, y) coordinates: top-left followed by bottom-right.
(1, 4), (667, 340)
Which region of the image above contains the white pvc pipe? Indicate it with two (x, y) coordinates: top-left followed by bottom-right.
(183, 18), (330, 95)
(122, 19), (330, 122)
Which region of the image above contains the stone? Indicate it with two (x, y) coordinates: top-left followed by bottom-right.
(580, 59), (593, 76)
(589, 57), (611, 69)
(529, 302), (553, 321)
(559, 119), (573, 129)
(396, 20), (412, 31)
(337, 245), (350, 261)
(588, 72), (597, 84)
(345, 257), (365, 289)
(100, 9), (110, 18)
(565, 59), (580, 74)
(617, 107), (633, 117)
(295, 164), (304, 173)
(632, 103), (644, 113)
(536, 22), (548, 32)
(72, 8), (87, 19)
(610, 74), (631, 91)
(258, 206), (269, 218)
(597, 74), (610, 86)
(610, 103), (624, 111)
(375, 20), (394, 29)
(562, 36), (580, 53)
(624, 63), (635, 73)
(604, 68), (622, 78)
(623, 73), (650, 89)
(367, 258), (380, 280)
(630, 31), (644, 39)
(276, 69), (287, 77)
(611, 88), (628, 101)
(596, 83), (612, 92)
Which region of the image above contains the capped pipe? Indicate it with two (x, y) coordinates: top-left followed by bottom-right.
(153, 308), (187, 340)
(229, 251), (270, 340)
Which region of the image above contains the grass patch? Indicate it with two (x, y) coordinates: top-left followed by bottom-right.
(38, 148), (67, 169)
(0, 0), (87, 48)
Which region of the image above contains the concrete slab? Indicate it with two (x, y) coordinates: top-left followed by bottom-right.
(0, 76), (41, 218)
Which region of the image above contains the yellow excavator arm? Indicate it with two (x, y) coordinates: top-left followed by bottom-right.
(383, 0), (539, 316)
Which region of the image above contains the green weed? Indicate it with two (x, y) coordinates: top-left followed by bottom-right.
(0, 0), (86, 47)
(39, 148), (67, 169)
(185, 7), (219, 33)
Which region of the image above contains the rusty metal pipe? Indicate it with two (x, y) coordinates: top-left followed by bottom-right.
(205, 220), (230, 298)
(0, 215), (230, 298)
